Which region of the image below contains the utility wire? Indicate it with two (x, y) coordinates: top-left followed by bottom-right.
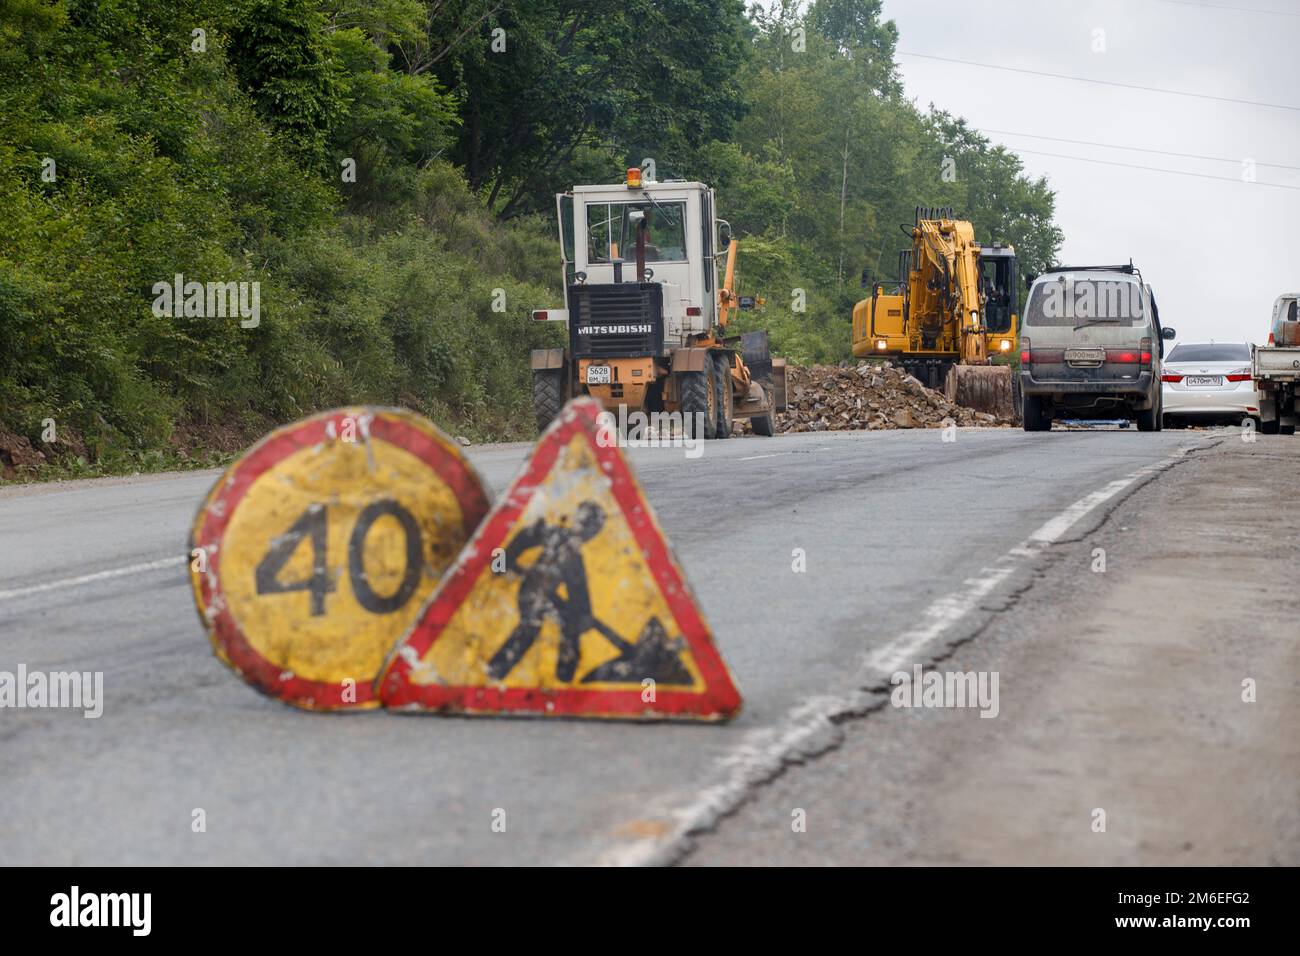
(1012, 147), (1300, 190)
(1154, 0), (1300, 17)
(977, 128), (1300, 172)
(896, 51), (1300, 112)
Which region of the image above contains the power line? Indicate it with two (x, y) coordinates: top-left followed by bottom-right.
(896, 51), (1300, 112)
(1154, 0), (1300, 17)
(1012, 147), (1300, 190)
(977, 128), (1300, 172)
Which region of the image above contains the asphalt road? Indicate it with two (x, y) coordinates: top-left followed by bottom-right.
(2, 425), (1295, 865)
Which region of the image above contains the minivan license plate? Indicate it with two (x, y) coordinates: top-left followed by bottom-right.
(1065, 348), (1104, 365)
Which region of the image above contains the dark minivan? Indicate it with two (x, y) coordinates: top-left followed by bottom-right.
(1019, 264), (1175, 431)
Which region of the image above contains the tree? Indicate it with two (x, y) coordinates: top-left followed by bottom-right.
(422, 0), (750, 218)
(228, 0), (345, 166)
(709, 2), (1061, 361)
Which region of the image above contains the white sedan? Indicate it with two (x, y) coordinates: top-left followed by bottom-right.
(1161, 341), (1259, 427)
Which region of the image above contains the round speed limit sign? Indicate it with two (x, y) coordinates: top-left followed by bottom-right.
(189, 407), (490, 710)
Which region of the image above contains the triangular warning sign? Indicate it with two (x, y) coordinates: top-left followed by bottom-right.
(378, 398), (742, 720)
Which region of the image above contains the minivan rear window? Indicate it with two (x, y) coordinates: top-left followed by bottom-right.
(1166, 343), (1251, 363)
(1025, 277), (1145, 326)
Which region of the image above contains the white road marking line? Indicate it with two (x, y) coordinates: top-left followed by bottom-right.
(738, 453), (783, 461)
(864, 560), (1020, 675)
(0, 556), (186, 602)
(588, 447), (1195, 867)
(1028, 466), (1159, 544)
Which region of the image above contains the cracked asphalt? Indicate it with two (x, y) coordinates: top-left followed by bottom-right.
(1, 426), (1295, 865)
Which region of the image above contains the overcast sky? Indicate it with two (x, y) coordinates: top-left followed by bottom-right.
(876, 0), (1300, 345)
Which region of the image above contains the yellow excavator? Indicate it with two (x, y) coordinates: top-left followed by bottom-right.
(852, 207), (1018, 419)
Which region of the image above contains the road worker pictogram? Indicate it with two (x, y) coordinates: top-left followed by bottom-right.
(189, 407), (490, 710)
(379, 397), (741, 719)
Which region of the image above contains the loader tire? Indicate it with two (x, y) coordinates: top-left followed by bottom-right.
(532, 367), (565, 433)
(679, 370), (715, 440)
(713, 351), (734, 439)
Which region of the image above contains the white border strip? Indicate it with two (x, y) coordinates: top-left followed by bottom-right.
(0, 556), (186, 603)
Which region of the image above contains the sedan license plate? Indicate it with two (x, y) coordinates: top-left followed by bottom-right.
(1185, 375), (1223, 387)
(585, 365), (611, 385)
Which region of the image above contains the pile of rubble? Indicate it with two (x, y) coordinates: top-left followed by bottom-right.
(0, 427), (47, 480)
(775, 361), (1012, 433)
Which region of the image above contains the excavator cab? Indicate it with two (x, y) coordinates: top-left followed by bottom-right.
(979, 244), (1018, 359)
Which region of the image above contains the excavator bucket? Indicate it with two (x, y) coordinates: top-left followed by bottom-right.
(946, 364), (1018, 422)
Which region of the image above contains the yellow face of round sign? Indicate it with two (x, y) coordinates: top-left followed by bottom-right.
(190, 408), (491, 709)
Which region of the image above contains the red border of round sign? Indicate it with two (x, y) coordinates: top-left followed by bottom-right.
(379, 398), (743, 719)
(190, 409), (491, 710)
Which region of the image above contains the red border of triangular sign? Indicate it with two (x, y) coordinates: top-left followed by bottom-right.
(378, 398), (743, 720)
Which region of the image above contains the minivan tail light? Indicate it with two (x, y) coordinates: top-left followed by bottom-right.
(1106, 349), (1140, 363)
(1019, 336), (1031, 364)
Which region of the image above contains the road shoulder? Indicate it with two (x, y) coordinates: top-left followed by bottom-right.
(685, 434), (1300, 865)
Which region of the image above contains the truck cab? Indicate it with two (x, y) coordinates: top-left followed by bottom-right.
(1253, 292), (1300, 434)
(1267, 293), (1299, 347)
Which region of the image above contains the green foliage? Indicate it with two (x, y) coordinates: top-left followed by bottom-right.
(0, 0), (1061, 480)
(0, 0), (561, 478)
(227, 0), (344, 166)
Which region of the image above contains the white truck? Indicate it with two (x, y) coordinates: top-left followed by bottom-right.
(1252, 292), (1300, 435)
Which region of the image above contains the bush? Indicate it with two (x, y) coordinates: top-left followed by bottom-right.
(0, 2), (563, 479)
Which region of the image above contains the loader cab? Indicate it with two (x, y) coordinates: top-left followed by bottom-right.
(585, 200), (687, 265)
(555, 175), (719, 349)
